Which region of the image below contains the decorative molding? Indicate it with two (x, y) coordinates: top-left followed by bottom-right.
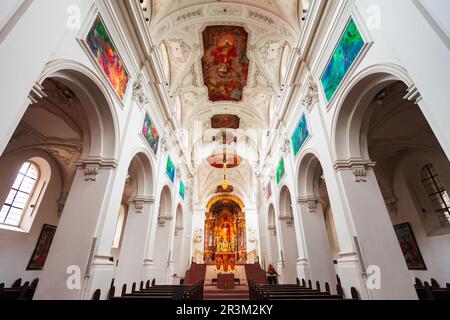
(75, 157), (118, 182)
(334, 159), (376, 183)
(248, 10), (275, 25)
(279, 215), (293, 227)
(57, 194), (67, 217)
(160, 135), (171, 153)
(403, 84), (423, 104)
(128, 196), (155, 214)
(298, 196), (321, 213)
(268, 225), (277, 236)
(174, 226), (184, 236)
(385, 196), (398, 216)
(132, 73), (150, 108)
(301, 81), (319, 112)
(28, 82), (47, 104)
(280, 137), (291, 155)
(158, 214), (173, 227)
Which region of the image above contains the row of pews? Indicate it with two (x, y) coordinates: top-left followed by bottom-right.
(249, 277), (359, 301)
(414, 278), (450, 300)
(93, 279), (204, 300)
(0, 278), (39, 300)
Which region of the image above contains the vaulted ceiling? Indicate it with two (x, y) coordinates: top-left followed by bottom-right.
(133, 0), (311, 205)
(138, 0), (308, 129)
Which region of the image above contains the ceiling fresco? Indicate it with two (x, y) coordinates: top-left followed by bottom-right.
(201, 26), (249, 102)
(211, 114), (241, 129)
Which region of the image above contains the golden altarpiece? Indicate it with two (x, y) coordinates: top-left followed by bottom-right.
(204, 195), (247, 271)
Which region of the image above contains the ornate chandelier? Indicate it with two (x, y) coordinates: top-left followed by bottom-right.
(221, 163), (229, 190)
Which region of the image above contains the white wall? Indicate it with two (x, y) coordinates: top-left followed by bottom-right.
(388, 152), (450, 285)
(0, 150), (61, 286)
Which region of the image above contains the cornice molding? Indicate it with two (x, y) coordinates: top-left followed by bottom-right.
(128, 196), (155, 213)
(334, 159), (376, 183)
(75, 157), (118, 182)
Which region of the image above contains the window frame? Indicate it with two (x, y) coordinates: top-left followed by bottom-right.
(1, 161), (40, 228)
(421, 164), (450, 227)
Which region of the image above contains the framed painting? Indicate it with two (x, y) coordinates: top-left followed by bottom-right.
(291, 114), (309, 157)
(211, 114), (240, 129)
(201, 26), (249, 102)
(166, 156), (175, 184)
(276, 158), (285, 185)
(84, 14), (130, 102)
(142, 113), (160, 155)
(26, 224), (57, 270)
(394, 223), (427, 270)
(180, 181), (186, 200)
(321, 18), (365, 102)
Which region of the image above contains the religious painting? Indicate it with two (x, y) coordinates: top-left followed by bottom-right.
(142, 113), (159, 155)
(180, 181), (185, 200)
(27, 224), (57, 270)
(211, 114), (241, 129)
(85, 15), (130, 101)
(265, 183), (272, 200)
(201, 26), (249, 102)
(276, 158), (285, 185)
(166, 156), (175, 183)
(394, 223), (427, 270)
(291, 114), (309, 157)
(321, 18), (365, 102)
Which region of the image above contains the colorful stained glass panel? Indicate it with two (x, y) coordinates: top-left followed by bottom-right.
(291, 114), (309, 157)
(276, 158), (285, 185)
(321, 19), (364, 102)
(166, 156), (175, 183)
(85, 15), (130, 101)
(142, 113), (159, 155)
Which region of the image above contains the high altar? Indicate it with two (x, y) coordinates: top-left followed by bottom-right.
(204, 195), (247, 270)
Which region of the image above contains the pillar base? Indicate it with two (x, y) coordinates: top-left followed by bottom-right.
(85, 255), (115, 300)
(141, 259), (156, 285)
(296, 258), (310, 282)
(336, 252), (368, 299)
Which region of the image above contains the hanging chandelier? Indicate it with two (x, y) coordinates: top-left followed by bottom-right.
(221, 163), (229, 190)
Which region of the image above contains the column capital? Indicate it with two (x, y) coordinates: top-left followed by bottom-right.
(158, 214), (173, 227)
(297, 196), (322, 213)
(279, 215), (294, 227)
(268, 226), (277, 236)
(75, 157), (118, 182)
(128, 196), (155, 214)
(334, 159), (376, 183)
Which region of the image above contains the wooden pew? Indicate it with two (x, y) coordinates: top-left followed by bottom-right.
(0, 278), (39, 301)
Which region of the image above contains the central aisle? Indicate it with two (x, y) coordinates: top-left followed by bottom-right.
(203, 285), (250, 300)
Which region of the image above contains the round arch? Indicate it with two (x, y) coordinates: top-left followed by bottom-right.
(38, 60), (120, 160)
(206, 194), (245, 211)
(159, 185), (173, 218)
(331, 63), (414, 161)
(128, 149), (155, 198)
(297, 151), (324, 198)
(175, 203), (184, 230)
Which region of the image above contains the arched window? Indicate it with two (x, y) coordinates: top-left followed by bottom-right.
(1, 162), (39, 227)
(112, 205), (126, 248)
(421, 164), (450, 227)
